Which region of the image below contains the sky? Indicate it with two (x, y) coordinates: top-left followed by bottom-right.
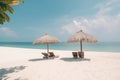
(0, 0), (120, 42)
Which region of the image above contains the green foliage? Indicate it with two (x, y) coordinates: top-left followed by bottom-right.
(0, 0), (24, 25)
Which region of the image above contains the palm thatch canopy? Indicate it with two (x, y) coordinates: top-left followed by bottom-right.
(33, 34), (60, 53)
(67, 30), (97, 52)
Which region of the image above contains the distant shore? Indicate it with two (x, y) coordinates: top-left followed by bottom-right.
(0, 47), (120, 80)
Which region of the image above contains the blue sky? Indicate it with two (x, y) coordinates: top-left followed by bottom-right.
(0, 0), (120, 42)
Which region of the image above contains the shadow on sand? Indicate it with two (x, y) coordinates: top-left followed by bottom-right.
(29, 58), (54, 62)
(0, 66), (26, 80)
(60, 57), (91, 62)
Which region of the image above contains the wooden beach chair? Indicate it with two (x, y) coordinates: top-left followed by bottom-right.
(48, 52), (59, 58)
(72, 52), (78, 59)
(78, 51), (84, 58)
(42, 53), (49, 59)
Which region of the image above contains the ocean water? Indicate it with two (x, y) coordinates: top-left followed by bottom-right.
(0, 42), (120, 52)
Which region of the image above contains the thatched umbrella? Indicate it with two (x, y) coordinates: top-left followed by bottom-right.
(33, 34), (60, 53)
(67, 30), (97, 52)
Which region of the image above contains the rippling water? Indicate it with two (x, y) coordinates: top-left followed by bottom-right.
(0, 42), (120, 52)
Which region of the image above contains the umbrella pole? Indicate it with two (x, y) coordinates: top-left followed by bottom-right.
(80, 40), (82, 52)
(46, 43), (49, 53)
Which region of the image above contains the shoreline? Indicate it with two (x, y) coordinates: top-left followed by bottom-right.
(0, 47), (120, 80)
(0, 42), (120, 52)
(1, 46), (120, 53)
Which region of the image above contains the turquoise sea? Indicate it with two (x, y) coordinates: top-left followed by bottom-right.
(0, 42), (120, 52)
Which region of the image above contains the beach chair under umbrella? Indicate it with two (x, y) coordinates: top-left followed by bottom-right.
(67, 30), (97, 58)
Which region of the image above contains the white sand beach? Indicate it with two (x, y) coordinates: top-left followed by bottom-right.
(0, 47), (120, 80)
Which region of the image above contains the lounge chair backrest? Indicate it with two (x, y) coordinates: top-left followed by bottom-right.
(78, 52), (84, 58)
(49, 52), (55, 57)
(42, 53), (49, 56)
(72, 52), (78, 58)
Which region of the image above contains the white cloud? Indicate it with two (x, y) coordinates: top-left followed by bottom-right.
(62, 0), (120, 41)
(62, 20), (81, 34)
(0, 27), (17, 37)
(97, 0), (120, 16)
(73, 20), (81, 26)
